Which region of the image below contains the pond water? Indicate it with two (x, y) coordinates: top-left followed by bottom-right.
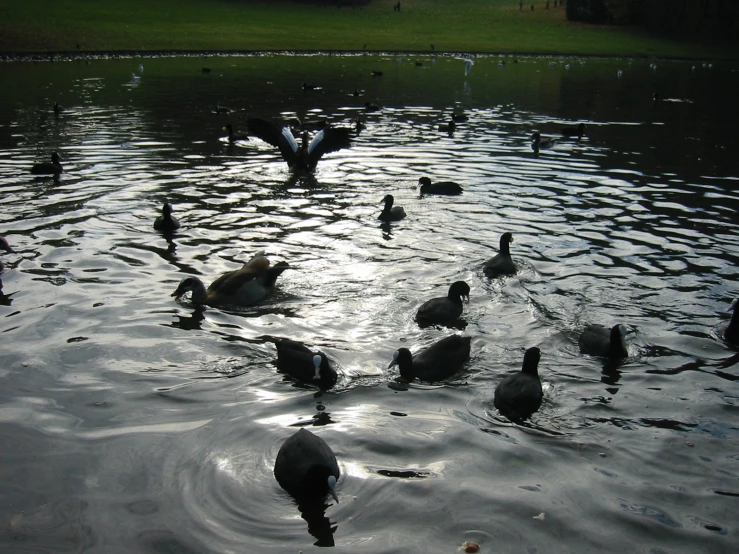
(0, 53), (738, 553)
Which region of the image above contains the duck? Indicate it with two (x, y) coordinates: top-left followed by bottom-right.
(418, 176), (463, 196)
(275, 339), (338, 390)
(0, 236), (15, 272)
(30, 152), (63, 175)
(389, 335), (471, 383)
(371, 70), (384, 77)
(246, 118), (352, 173)
(214, 104), (232, 115)
(171, 252), (289, 307)
(153, 202), (181, 232)
(223, 124), (248, 144)
(578, 324), (628, 358)
(561, 122), (585, 138)
(301, 82), (322, 92)
(378, 194), (406, 222)
(451, 112), (468, 123)
(274, 428), (340, 503)
(483, 232), (516, 277)
(723, 300), (738, 346)
(438, 119), (456, 135)
(364, 101), (381, 112)
(493, 347), (543, 421)
(415, 281), (470, 327)
(531, 131), (555, 151)
(53, 102), (65, 115)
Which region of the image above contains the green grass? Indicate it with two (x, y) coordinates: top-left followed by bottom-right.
(1, 0), (737, 59)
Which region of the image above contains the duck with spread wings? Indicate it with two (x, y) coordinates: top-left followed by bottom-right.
(246, 117), (352, 173)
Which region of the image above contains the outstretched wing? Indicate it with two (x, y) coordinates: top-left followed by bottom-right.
(247, 118), (299, 167)
(306, 127), (352, 170)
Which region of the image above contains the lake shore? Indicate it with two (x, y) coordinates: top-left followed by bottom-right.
(1, 0), (738, 61)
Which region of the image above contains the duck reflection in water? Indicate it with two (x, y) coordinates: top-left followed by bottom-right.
(246, 117), (352, 174)
(0, 277), (13, 306)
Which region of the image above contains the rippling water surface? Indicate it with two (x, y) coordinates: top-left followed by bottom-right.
(1, 54), (738, 553)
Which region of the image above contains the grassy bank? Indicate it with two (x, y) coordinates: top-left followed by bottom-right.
(1, 0), (737, 59)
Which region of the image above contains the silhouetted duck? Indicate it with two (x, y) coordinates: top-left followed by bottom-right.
(418, 176), (463, 196)
(153, 202), (180, 232)
(578, 324), (628, 358)
(171, 252), (289, 307)
(274, 428), (340, 503)
(246, 118), (352, 173)
(415, 281), (470, 326)
(452, 112), (468, 123)
(302, 82), (322, 92)
(561, 122), (585, 138)
(275, 339), (338, 390)
(723, 300), (738, 346)
(371, 70), (384, 77)
(201, 67), (212, 73)
(364, 101), (381, 112)
(30, 152), (63, 175)
(53, 102), (65, 115)
(214, 105), (232, 115)
(0, 236), (14, 273)
(378, 194), (406, 222)
(389, 335), (471, 383)
(531, 131), (554, 150)
(223, 124), (248, 144)
(483, 232), (516, 277)
(494, 347), (543, 421)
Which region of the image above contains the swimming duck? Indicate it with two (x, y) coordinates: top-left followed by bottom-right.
(364, 101), (381, 112)
(452, 112), (468, 123)
(214, 105), (232, 115)
(494, 347), (543, 421)
(371, 70), (384, 77)
(153, 202), (181, 232)
(274, 428), (340, 503)
(53, 102), (65, 115)
(561, 122), (585, 138)
(724, 300), (738, 346)
(246, 118), (352, 173)
(578, 324), (628, 358)
(30, 152), (63, 175)
(483, 232), (516, 277)
(418, 176), (463, 196)
(531, 131), (555, 151)
(415, 281), (470, 327)
(378, 194), (406, 222)
(0, 236), (14, 272)
(223, 124), (248, 144)
(275, 338), (338, 390)
(301, 82), (322, 92)
(389, 334), (471, 383)
(171, 252), (289, 307)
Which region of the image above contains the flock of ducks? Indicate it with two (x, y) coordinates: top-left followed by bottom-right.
(9, 63), (734, 510)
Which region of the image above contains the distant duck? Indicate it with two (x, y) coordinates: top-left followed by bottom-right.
(561, 122), (585, 138)
(388, 335), (471, 383)
(418, 176), (463, 196)
(223, 124), (248, 144)
(153, 202), (180, 233)
(371, 70), (384, 77)
(246, 118), (352, 173)
(493, 347), (543, 421)
(354, 115), (365, 134)
(351, 88), (364, 97)
(275, 338), (338, 389)
(415, 61), (424, 67)
(378, 194), (406, 222)
(137, 63), (144, 73)
(30, 152), (63, 175)
(214, 105), (232, 115)
(53, 102), (65, 114)
(617, 69), (623, 78)
(301, 82), (322, 92)
(451, 112), (468, 123)
(171, 252), (289, 307)
(0, 236), (15, 273)
(723, 299), (738, 346)
(201, 67), (212, 73)
(274, 428), (340, 503)
(364, 101), (381, 112)
(578, 324), (628, 358)
(463, 58), (473, 76)
(531, 131), (555, 150)
(483, 232), (516, 278)
(415, 281), (470, 327)
(130, 73), (140, 83)
(438, 119), (456, 135)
